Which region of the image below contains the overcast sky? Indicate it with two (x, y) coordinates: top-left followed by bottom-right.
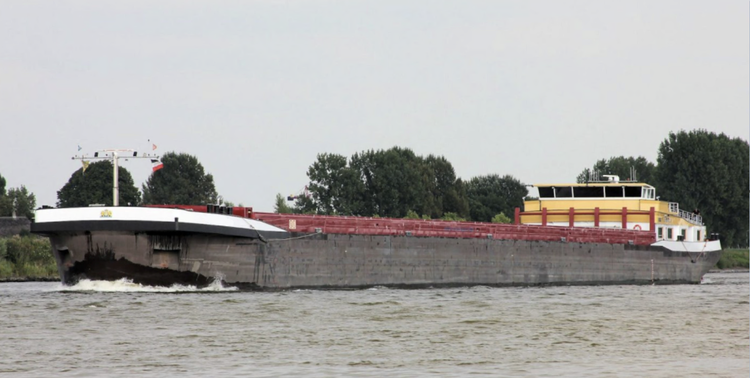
(0, 1), (747, 211)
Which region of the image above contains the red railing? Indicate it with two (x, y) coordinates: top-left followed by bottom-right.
(516, 206), (656, 231)
(143, 205), (654, 245)
(251, 212), (655, 246)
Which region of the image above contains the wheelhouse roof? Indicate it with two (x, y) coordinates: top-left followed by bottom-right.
(534, 182), (654, 188)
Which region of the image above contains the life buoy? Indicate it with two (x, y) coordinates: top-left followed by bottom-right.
(633, 224), (642, 231)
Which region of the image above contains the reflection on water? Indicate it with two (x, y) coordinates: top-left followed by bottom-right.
(0, 272), (747, 378)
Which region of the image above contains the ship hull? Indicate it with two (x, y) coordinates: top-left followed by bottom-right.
(43, 230), (720, 289)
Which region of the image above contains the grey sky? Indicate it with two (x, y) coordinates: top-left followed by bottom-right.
(1, 1), (747, 211)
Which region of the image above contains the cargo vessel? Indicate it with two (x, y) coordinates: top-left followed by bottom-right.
(31, 177), (721, 289)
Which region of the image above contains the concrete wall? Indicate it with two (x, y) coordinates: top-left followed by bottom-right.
(0, 217), (31, 237)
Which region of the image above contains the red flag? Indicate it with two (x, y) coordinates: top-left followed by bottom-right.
(152, 143), (157, 150)
(151, 159), (163, 172)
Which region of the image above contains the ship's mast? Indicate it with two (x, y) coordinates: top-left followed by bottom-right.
(72, 149), (159, 206)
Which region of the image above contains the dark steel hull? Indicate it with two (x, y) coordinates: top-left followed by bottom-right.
(42, 230), (721, 289)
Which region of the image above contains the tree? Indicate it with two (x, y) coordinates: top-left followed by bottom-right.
(57, 160), (140, 207)
(0, 174), (11, 216)
(576, 156), (656, 183)
(292, 195), (317, 214)
(0, 174), (37, 218)
(305, 153), (365, 215)
(349, 147), (455, 218)
(655, 130), (749, 247)
(423, 155), (469, 219)
(350, 147), (426, 218)
(6, 186), (36, 219)
(300, 147), (472, 219)
(466, 174), (528, 223)
(442, 178), (470, 219)
(142, 152), (219, 205)
(274, 193), (293, 214)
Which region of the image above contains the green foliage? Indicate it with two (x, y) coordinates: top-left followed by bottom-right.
(0, 174), (8, 215)
(421, 214), (431, 220)
(6, 186), (36, 219)
(274, 193), (293, 214)
(423, 155), (469, 218)
(142, 152), (219, 205)
(292, 195), (317, 214)
(440, 212), (465, 221)
(466, 174), (528, 223)
(0, 195), (10, 216)
(349, 147), (426, 217)
(655, 130), (749, 247)
(0, 260), (13, 278)
(0, 173), (37, 218)
(576, 156), (656, 184)
(404, 210), (420, 219)
(0, 235), (56, 279)
(299, 147), (533, 222)
(491, 212), (512, 224)
(306, 153), (365, 215)
(716, 249), (749, 270)
(302, 147), (469, 219)
(57, 160), (140, 207)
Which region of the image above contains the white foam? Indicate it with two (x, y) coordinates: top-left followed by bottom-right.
(56, 278), (238, 292)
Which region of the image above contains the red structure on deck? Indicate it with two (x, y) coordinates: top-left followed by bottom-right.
(145, 205), (655, 246)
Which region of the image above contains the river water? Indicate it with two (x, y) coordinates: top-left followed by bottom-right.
(1, 273), (747, 378)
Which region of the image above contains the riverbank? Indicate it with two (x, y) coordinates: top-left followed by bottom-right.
(0, 235), (57, 281)
(716, 248), (749, 270)
(0, 276), (59, 283)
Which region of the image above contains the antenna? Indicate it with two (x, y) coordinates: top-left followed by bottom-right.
(630, 166), (637, 182)
(72, 149), (160, 206)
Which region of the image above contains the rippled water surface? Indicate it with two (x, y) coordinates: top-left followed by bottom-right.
(1, 273), (747, 377)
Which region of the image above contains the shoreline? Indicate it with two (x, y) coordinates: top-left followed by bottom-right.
(0, 277), (60, 283)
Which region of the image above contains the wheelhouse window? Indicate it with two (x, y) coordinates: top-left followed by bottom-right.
(555, 187), (573, 198)
(605, 187), (623, 197)
(624, 186), (642, 198)
(573, 187), (604, 198)
(667, 228), (673, 239)
(538, 187), (555, 198)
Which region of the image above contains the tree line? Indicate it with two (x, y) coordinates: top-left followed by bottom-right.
(0, 129), (745, 247)
(0, 175), (36, 219)
(286, 130), (746, 246)
(277, 147), (526, 223)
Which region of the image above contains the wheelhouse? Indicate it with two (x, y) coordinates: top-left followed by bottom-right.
(519, 176), (707, 243)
